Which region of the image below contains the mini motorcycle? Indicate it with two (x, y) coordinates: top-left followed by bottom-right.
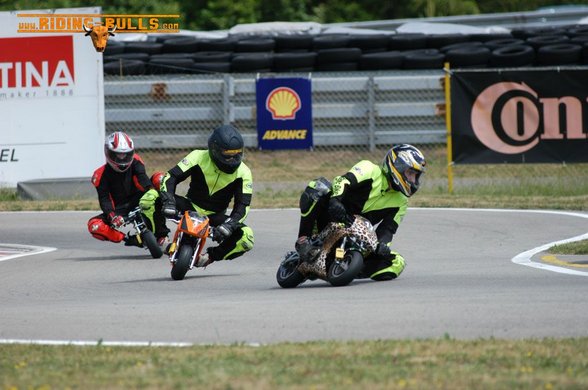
(276, 215), (378, 288)
(125, 206), (163, 259)
(167, 210), (213, 281)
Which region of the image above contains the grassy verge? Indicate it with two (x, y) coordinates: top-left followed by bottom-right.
(2, 338), (588, 389)
(549, 240), (588, 255)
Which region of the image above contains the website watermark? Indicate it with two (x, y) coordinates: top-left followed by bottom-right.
(17, 14), (181, 33)
(16, 13), (180, 52)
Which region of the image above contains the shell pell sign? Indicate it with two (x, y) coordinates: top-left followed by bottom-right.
(256, 77), (313, 150)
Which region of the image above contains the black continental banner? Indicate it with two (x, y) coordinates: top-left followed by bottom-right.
(451, 69), (588, 164)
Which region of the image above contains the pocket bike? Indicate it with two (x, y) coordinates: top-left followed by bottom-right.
(276, 215), (378, 288)
(167, 210), (213, 281)
(125, 206), (163, 259)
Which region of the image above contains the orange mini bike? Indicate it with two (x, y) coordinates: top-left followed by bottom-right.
(168, 210), (213, 280)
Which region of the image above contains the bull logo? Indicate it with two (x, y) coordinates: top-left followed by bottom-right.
(83, 23), (116, 53)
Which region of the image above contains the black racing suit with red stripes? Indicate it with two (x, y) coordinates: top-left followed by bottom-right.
(88, 154), (168, 242)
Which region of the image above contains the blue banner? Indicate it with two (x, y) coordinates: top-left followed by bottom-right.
(256, 77), (313, 150)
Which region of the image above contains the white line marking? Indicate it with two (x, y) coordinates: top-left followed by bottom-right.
(0, 243), (56, 262)
(511, 232), (588, 276)
(0, 338), (261, 347)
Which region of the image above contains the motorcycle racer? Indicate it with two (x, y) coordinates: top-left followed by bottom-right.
(140, 124), (255, 268)
(295, 144), (426, 281)
(87, 131), (169, 247)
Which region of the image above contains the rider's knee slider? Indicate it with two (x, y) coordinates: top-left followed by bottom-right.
(300, 177), (332, 215)
(139, 188), (158, 212)
(87, 217), (125, 242)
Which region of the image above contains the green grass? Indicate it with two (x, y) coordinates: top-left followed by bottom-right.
(549, 240), (588, 255)
(2, 339), (588, 389)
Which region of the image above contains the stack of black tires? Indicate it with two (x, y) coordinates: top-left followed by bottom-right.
(103, 25), (588, 76)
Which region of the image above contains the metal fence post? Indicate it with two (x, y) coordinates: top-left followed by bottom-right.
(223, 74), (234, 125)
(367, 76), (376, 152)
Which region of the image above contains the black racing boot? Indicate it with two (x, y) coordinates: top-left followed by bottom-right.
(124, 234), (143, 248)
(295, 236), (313, 263)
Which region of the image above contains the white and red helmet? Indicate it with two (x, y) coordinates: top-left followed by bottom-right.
(104, 131), (135, 172)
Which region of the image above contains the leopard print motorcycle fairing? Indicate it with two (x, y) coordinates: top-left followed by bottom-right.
(297, 215), (378, 279)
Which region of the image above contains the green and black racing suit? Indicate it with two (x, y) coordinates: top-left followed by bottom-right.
(140, 150), (254, 261)
(299, 160), (407, 280)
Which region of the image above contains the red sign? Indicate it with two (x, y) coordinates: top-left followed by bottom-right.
(0, 36), (74, 89)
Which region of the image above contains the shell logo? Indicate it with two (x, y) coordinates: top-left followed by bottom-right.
(266, 87), (301, 120)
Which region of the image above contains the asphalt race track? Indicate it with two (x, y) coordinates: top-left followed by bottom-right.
(0, 208), (587, 346)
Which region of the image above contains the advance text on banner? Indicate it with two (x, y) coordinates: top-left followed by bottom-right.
(256, 77), (313, 150)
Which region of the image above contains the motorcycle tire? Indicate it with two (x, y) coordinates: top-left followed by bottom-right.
(276, 251), (305, 288)
(171, 245), (193, 281)
(328, 250), (364, 287)
(141, 230), (163, 259)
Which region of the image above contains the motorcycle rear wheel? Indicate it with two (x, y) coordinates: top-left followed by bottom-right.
(328, 250), (363, 286)
(141, 230), (163, 259)
(276, 251), (305, 288)
(171, 245), (193, 280)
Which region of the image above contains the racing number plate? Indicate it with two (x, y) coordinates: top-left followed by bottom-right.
(335, 248), (345, 259)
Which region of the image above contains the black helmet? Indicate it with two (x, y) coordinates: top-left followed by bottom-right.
(208, 125), (244, 173)
(382, 144), (426, 197)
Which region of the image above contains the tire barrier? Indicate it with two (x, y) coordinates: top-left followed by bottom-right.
(104, 59), (146, 76)
(536, 43), (582, 65)
(488, 45), (535, 67)
(161, 37), (200, 53)
(102, 26), (588, 75)
(445, 46), (491, 68)
(402, 49), (446, 70)
(359, 51), (403, 70)
(526, 34), (569, 49)
(274, 34), (314, 52)
(230, 53), (273, 73)
(484, 38), (525, 51)
(272, 52), (317, 71)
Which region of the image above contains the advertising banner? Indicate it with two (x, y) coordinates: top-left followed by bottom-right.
(451, 69), (588, 164)
(256, 77), (313, 150)
(0, 8), (104, 187)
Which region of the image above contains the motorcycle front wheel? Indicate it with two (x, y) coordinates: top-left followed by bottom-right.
(141, 230), (163, 259)
(276, 251), (305, 288)
(328, 250), (363, 287)
(171, 245), (193, 281)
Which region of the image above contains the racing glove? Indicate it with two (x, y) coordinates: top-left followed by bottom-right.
(159, 191), (176, 218)
(108, 212), (125, 228)
(212, 218), (237, 243)
(328, 198), (348, 223)
(375, 242), (391, 258)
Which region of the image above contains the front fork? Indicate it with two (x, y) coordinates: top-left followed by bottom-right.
(128, 210), (148, 245)
(168, 232), (183, 263)
(169, 232), (202, 270)
(334, 236), (347, 261)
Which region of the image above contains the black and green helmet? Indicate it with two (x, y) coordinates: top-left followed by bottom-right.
(208, 125), (244, 173)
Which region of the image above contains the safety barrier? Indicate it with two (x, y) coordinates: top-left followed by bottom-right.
(104, 70), (447, 151)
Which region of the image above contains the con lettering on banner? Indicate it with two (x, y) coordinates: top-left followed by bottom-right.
(451, 69), (588, 164)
